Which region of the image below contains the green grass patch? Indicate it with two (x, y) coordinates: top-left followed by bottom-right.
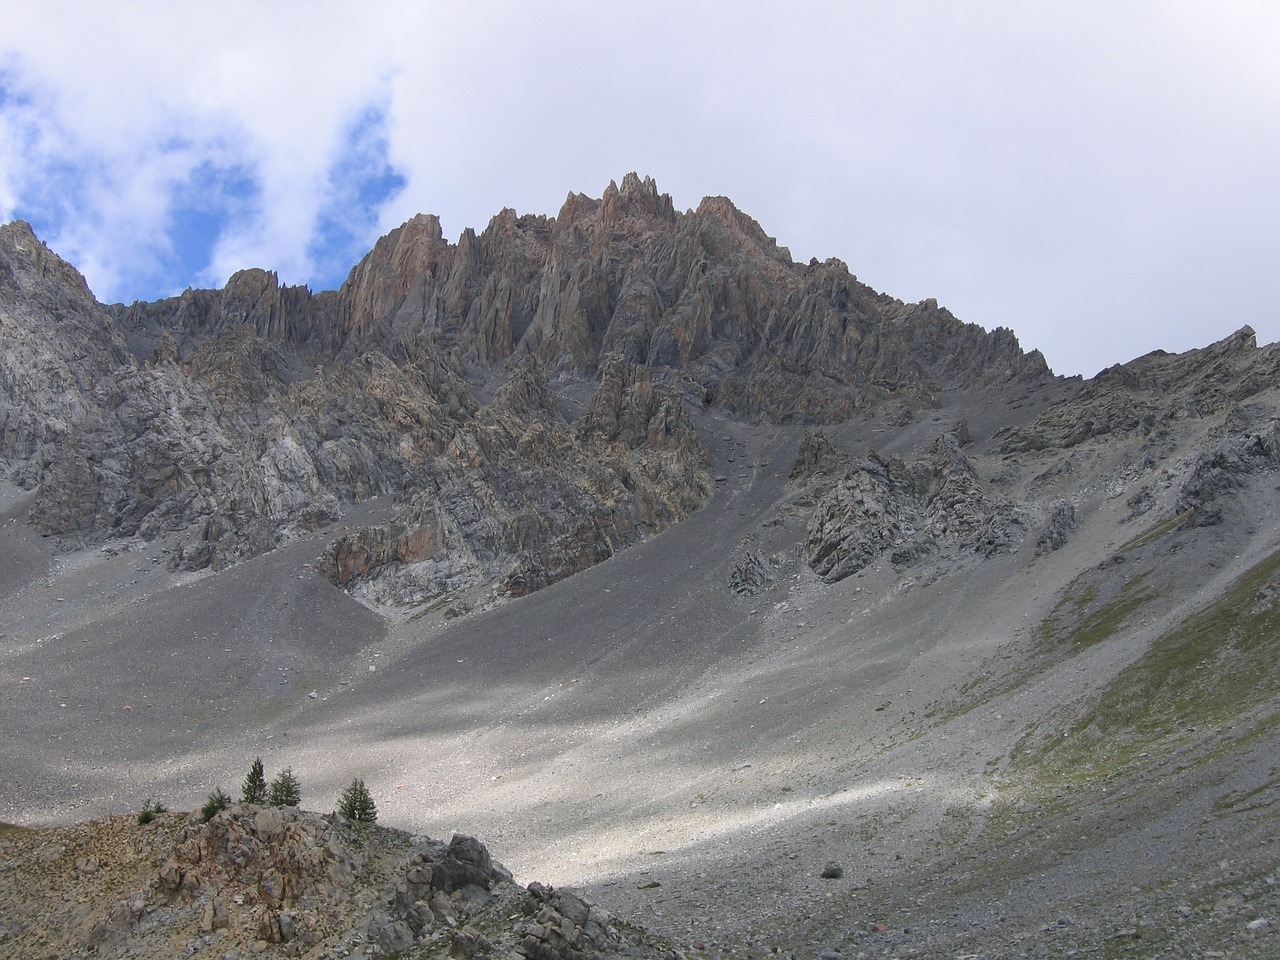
(1040, 571), (1158, 652)
(1115, 509), (1193, 554)
(938, 566), (1161, 728)
(1034, 511), (1192, 652)
(1036, 580), (1096, 650)
(1040, 580), (1097, 640)
(1212, 775), (1280, 817)
(1018, 546), (1280, 780)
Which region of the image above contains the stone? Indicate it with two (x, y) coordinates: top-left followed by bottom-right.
(1034, 500), (1076, 555)
(790, 430), (841, 480)
(729, 548), (781, 595)
(807, 436), (1024, 584)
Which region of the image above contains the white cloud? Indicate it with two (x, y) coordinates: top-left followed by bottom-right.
(0, 0), (409, 296)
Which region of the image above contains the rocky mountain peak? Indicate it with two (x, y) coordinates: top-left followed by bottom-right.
(339, 212), (449, 341)
(599, 172), (677, 227)
(0, 176), (1058, 589)
(0, 219), (97, 303)
(92, 176), (1051, 422)
(5, 172), (1280, 960)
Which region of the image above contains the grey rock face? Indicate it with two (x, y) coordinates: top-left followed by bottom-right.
(998, 326), (1272, 454)
(6, 177), (1277, 610)
(807, 435), (1025, 584)
(0, 175), (1066, 605)
(729, 547), (782, 595)
(111, 175), (1049, 423)
(1175, 417), (1280, 527)
(316, 355), (710, 603)
(790, 429), (842, 481)
(0, 218), (711, 602)
(1035, 499), (1077, 555)
(73, 806), (674, 959)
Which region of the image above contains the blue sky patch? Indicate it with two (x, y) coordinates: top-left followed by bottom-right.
(308, 102), (407, 291)
(163, 159), (261, 295)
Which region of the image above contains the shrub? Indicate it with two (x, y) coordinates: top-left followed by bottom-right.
(200, 788), (231, 823)
(241, 757), (267, 805)
(820, 862), (844, 879)
(268, 768), (302, 807)
(136, 799), (167, 825)
(337, 778), (378, 823)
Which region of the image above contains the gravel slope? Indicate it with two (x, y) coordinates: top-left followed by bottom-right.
(4, 389), (1279, 958)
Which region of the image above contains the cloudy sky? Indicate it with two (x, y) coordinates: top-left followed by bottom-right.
(1, 1), (1276, 378)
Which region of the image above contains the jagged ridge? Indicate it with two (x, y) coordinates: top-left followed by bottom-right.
(0, 175), (1047, 602)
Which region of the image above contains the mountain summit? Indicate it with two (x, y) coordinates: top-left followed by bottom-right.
(1, 176), (1049, 597)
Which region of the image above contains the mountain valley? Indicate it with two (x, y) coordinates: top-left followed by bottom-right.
(2, 176), (1278, 959)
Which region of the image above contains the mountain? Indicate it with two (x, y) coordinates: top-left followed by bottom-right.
(0, 174), (1048, 604)
(2, 177), (1279, 959)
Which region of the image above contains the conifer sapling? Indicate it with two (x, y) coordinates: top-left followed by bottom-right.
(242, 757), (267, 804)
(337, 777), (378, 823)
(268, 767), (302, 807)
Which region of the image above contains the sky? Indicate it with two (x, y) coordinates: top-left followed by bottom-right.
(1, 2), (1277, 378)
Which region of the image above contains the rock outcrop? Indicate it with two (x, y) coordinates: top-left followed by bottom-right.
(728, 542), (784, 595)
(0, 217), (710, 603)
(997, 326), (1273, 454)
(0, 807), (676, 960)
(806, 434), (1024, 583)
(789, 429), (842, 481)
(318, 356), (709, 604)
(110, 173), (1050, 424)
(1174, 416), (1280, 527)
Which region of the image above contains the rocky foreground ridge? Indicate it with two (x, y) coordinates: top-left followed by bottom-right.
(0, 807), (677, 960)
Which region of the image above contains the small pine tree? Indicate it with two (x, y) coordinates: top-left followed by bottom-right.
(242, 757), (267, 804)
(268, 768), (302, 808)
(136, 798), (167, 824)
(200, 787), (231, 823)
(337, 778), (378, 823)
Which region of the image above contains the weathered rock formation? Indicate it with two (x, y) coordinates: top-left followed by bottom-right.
(1, 175), (1052, 605)
(0, 216), (710, 604)
(996, 326), (1274, 454)
(0, 807), (674, 960)
(318, 355), (709, 604)
(806, 434), (1025, 583)
(110, 173), (1050, 425)
(728, 544), (784, 595)
(789, 429), (842, 481)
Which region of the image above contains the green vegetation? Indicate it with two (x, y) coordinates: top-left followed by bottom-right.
(1038, 570), (1158, 653)
(819, 862), (844, 879)
(241, 757), (267, 804)
(337, 778), (378, 823)
(1018, 546), (1280, 783)
(200, 787), (232, 822)
(936, 536), (1177, 728)
(1114, 509), (1193, 554)
(136, 799), (167, 824)
(1212, 774), (1280, 817)
(268, 768), (302, 807)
